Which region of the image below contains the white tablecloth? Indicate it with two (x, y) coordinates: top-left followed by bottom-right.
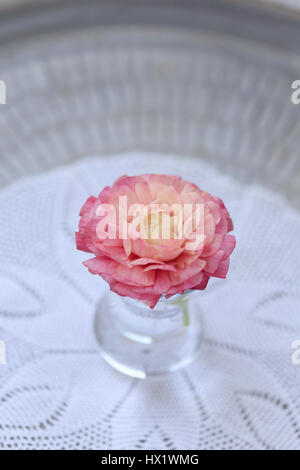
(0, 152), (300, 450)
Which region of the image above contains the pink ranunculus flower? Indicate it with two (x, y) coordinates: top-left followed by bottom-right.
(76, 174), (236, 308)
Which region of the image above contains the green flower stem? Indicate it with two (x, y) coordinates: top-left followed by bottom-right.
(170, 296), (190, 327)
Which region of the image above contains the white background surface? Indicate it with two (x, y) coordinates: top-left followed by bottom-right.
(0, 152), (299, 450)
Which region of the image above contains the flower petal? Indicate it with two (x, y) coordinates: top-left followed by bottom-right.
(213, 257), (230, 278)
(79, 196), (97, 216)
(169, 259), (206, 286)
(221, 234), (236, 256)
(131, 257), (164, 266)
(75, 231), (92, 253)
(83, 256), (155, 287)
(123, 238), (132, 257)
(143, 264), (177, 272)
(135, 182), (152, 204)
(203, 249), (225, 274)
(131, 238), (184, 262)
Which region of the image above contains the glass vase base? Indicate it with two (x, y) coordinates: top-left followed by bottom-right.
(94, 292), (203, 379)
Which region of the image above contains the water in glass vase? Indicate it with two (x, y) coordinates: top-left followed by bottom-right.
(94, 291), (203, 378)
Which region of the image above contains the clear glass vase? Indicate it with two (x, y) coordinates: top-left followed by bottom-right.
(94, 291), (203, 379)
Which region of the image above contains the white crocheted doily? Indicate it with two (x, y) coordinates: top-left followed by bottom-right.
(0, 152), (299, 450)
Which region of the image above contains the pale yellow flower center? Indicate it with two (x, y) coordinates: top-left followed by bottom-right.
(144, 210), (178, 244)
